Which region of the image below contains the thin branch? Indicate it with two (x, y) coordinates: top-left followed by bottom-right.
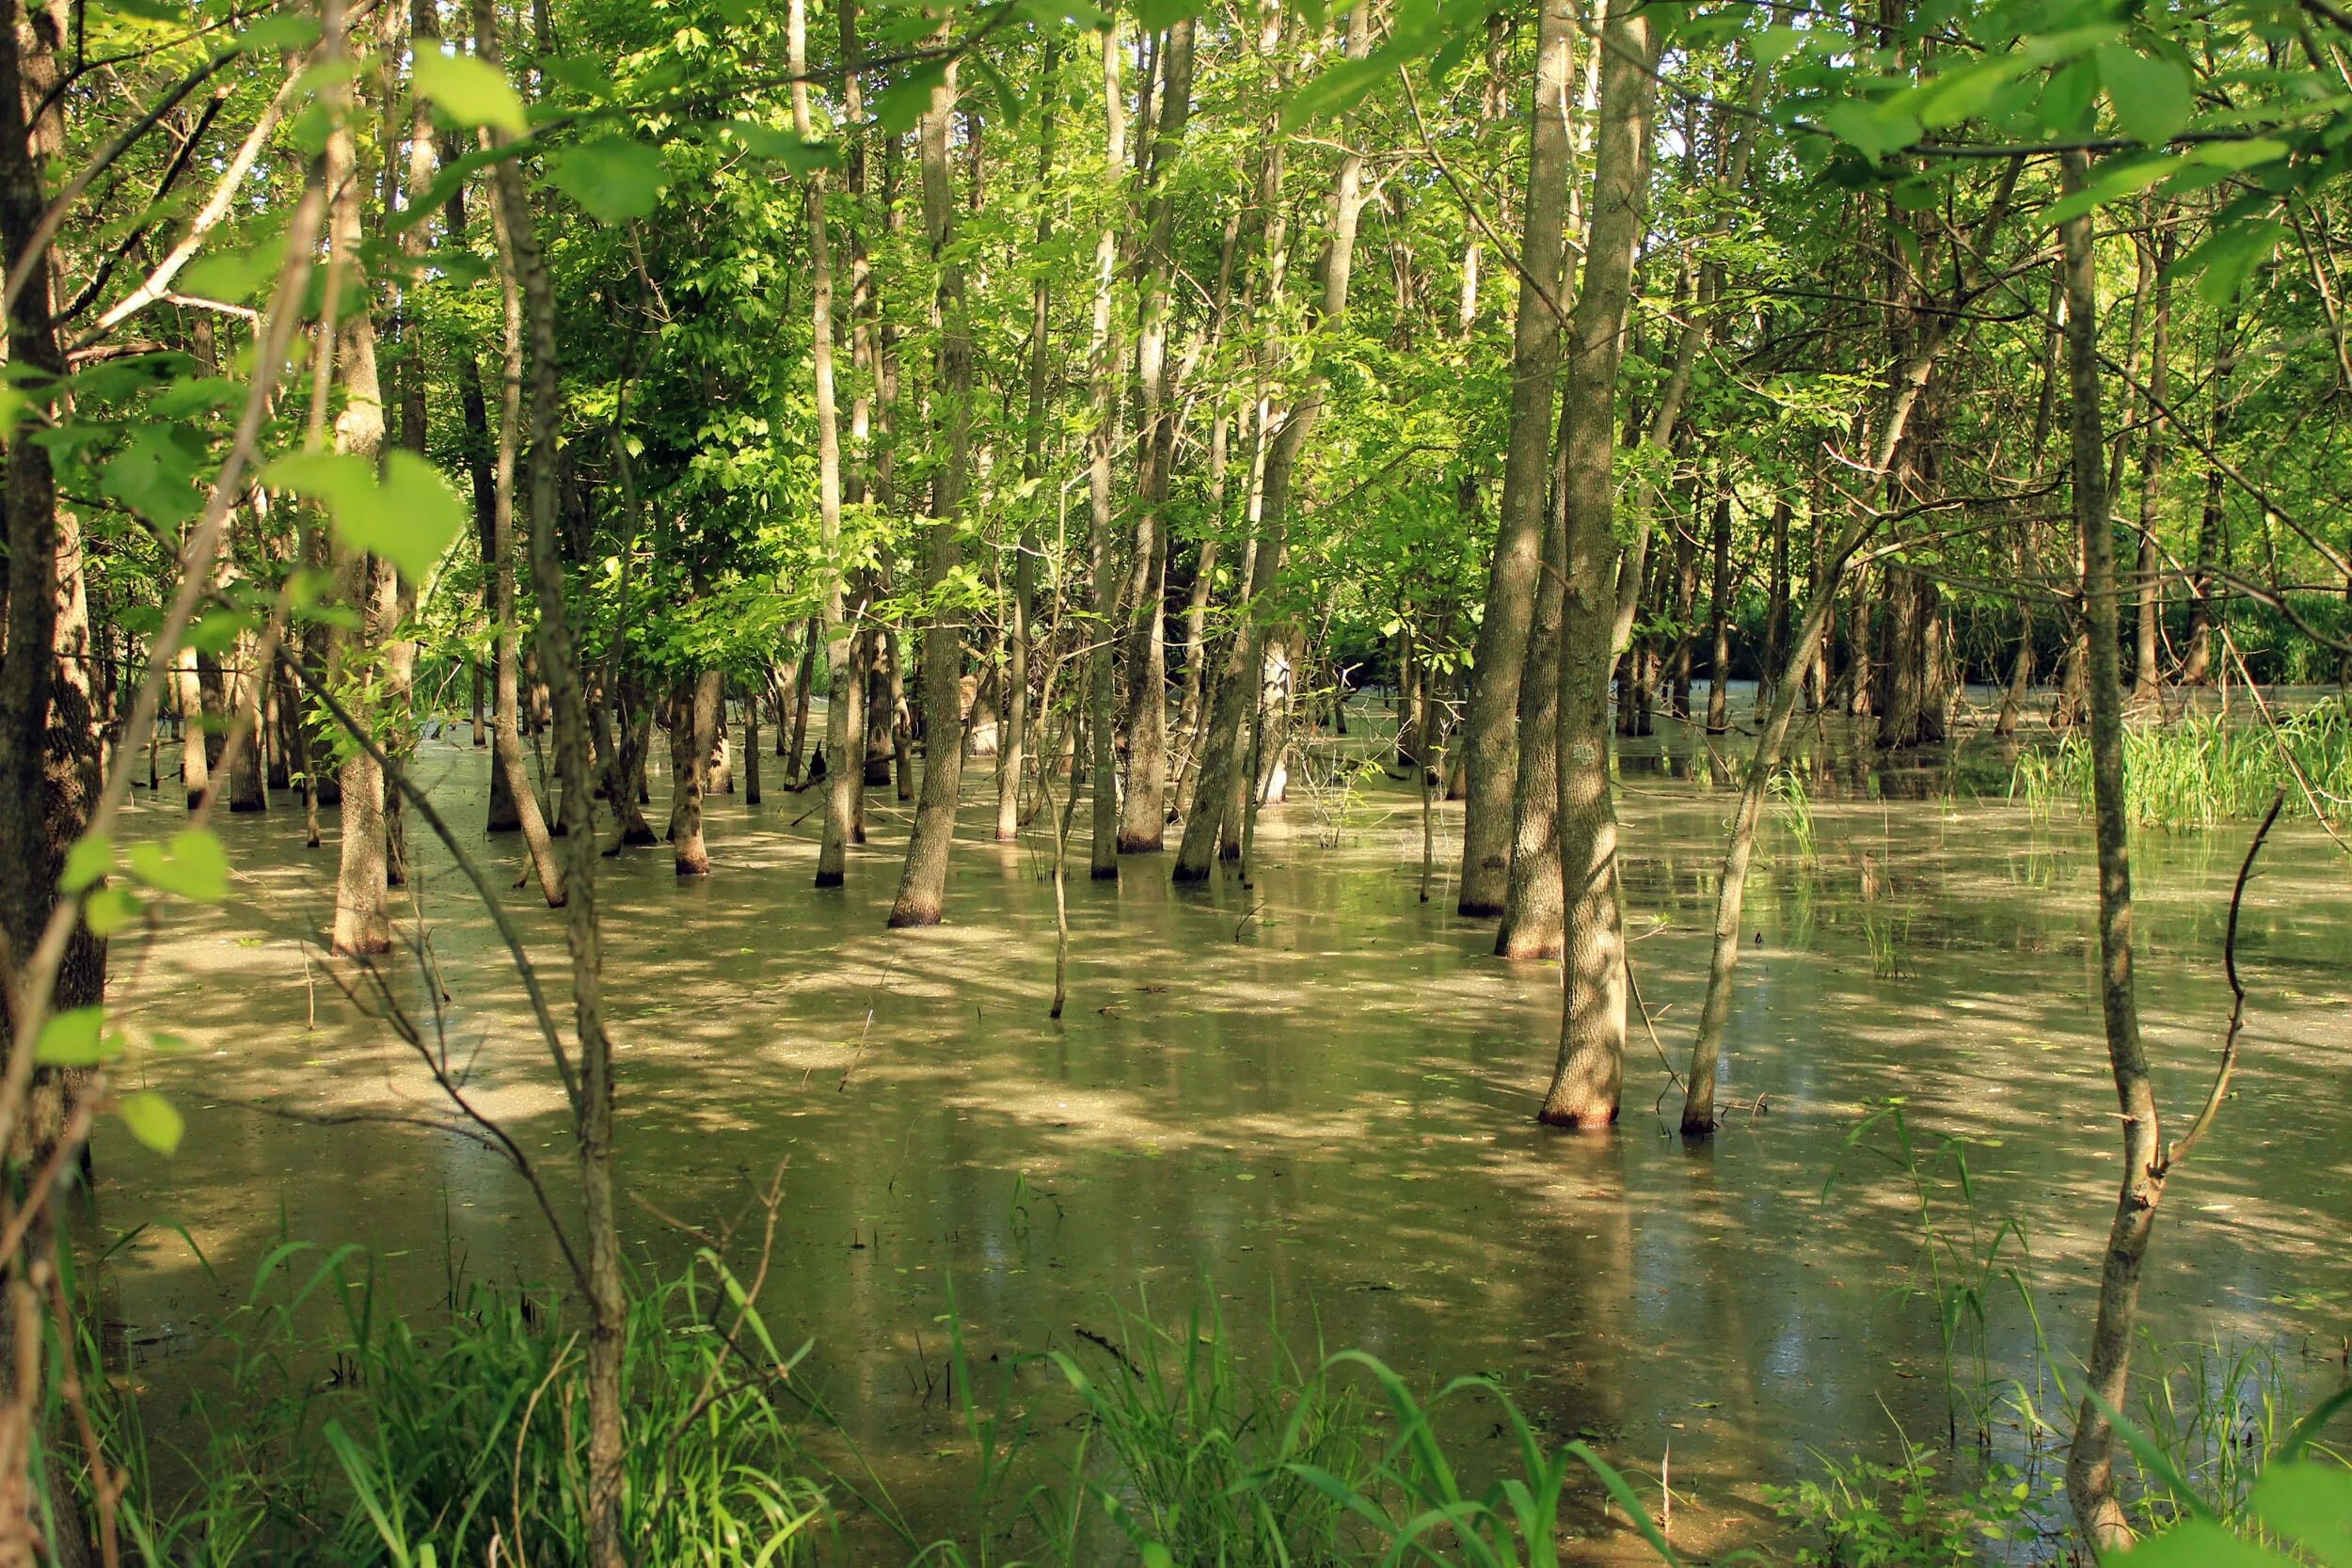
(2158, 791), (2284, 1175)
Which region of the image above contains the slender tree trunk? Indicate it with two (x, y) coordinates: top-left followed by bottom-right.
(670, 670), (720, 876)
(1084, 25), (1128, 882)
(2058, 150), (2159, 1557)
(1001, 43), (1061, 843)
(478, 5), (625, 1560)
(1706, 489), (1733, 734)
(742, 679), (762, 805)
(2133, 214), (2173, 702)
(174, 644), (210, 808)
(887, 45), (976, 927)
(1539, 8), (1657, 1130)
(326, 99), (394, 958)
(2181, 306), (2236, 685)
(1117, 19), (1196, 854)
(796, 0), (858, 890)
(1458, 0), (1574, 917)
(1177, 6), (1367, 883)
(1678, 165), (2021, 1133)
(1496, 412), (1568, 961)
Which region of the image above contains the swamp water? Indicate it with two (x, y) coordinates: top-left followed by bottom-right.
(94, 701), (2352, 1560)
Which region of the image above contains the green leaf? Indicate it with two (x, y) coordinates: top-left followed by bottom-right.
(235, 12), (321, 54)
(2108, 1519), (2295, 1567)
(2248, 1463), (2352, 1567)
(2044, 153), (2185, 225)
(126, 828), (230, 903)
(151, 376), (243, 419)
(723, 121), (837, 172)
(412, 50), (528, 135)
(102, 425), (205, 528)
(874, 61), (947, 136)
(2175, 216), (2283, 304)
(265, 449), (464, 580)
(265, 448), (373, 512)
(185, 609), (251, 658)
(60, 833), (112, 895)
(365, 451), (466, 578)
(84, 887), (142, 937)
(2098, 44), (2194, 147)
(181, 234), (288, 305)
(118, 1092), (184, 1156)
(2185, 136), (2289, 171)
(1821, 99), (1919, 159)
(543, 137), (666, 224)
(1751, 25), (1803, 67)
(35, 1008), (111, 1067)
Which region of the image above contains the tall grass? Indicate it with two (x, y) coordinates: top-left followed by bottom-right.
(94, 1244), (828, 1567)
(2009, 700), (2352, 829)
(56, 1235), (2351, 1568)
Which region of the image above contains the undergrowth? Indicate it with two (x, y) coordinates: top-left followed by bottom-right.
(2009, 699), (2352, 829)
(46, 1231), (2352, 1567)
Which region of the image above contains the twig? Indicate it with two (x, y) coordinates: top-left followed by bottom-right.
(2159, 790), (2285, 1176)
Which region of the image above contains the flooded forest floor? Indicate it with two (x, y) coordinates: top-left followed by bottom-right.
(95, 692), (2352, 1560)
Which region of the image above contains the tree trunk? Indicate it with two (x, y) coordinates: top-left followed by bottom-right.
(887, 46), (976, 927)
(670, 671), (720, 876)
(174, 643), (210, 808)
(1177, 6), (1367, 883)
(795, 0), (857, 890)
(1705, 489), (1733, 734)
(2133, 214), (2173, 703)
(1458, 0), (1574, 917)
(1496, 408), (1569, 961)
(326, 98), (394, 958)
(1539, 7), (1657, 1130)
(477, 4), (626, 1559)
(1084, 25), (1127, 882)
(2058, 149), (2160, 1558)
(2180, 306), (2236, 685)
(1117, 19), (1195, 855)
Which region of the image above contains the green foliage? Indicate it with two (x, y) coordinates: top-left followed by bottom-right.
(1049, 1300), (1372, 1567)
(2009, 703), (2352, 830)
(1762, 1444), (2029, 1567)
(94, 1245), (829, 1567)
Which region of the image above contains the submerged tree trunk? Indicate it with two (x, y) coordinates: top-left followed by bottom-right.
(1539, 8), (1657, 1130)
(670, 670), (720, 876)
(2057, 150), (2160, 1558)
(1117, 19), (1195, 856)
(467, 146), (563, 901)
(796, 0), (858, 892)
(326, 102), (393, 958)
(887, 48), (976, 927)
(1085, 26), (1127, 882)
(1458, 0), (1574, 918)
(1177, 6), (1367, 884)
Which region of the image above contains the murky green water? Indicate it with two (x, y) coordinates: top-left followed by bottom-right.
(96, 701), (2352, 1558)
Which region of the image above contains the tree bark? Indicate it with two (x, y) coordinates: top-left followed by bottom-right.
(795, 0), (857, 891)
(1084, 25), (1127, 882)
(1495, 406), (1568, 961)
(2058, 148), (2159, 1558)
(886, 45), (976, 927)
(1458, 0), (1573, 917)
(1539, 7), (1657, 1130)
(326, 93), (393, 958)
(1117, 19), (1196, 855)
(477, 3), (624, 1559)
